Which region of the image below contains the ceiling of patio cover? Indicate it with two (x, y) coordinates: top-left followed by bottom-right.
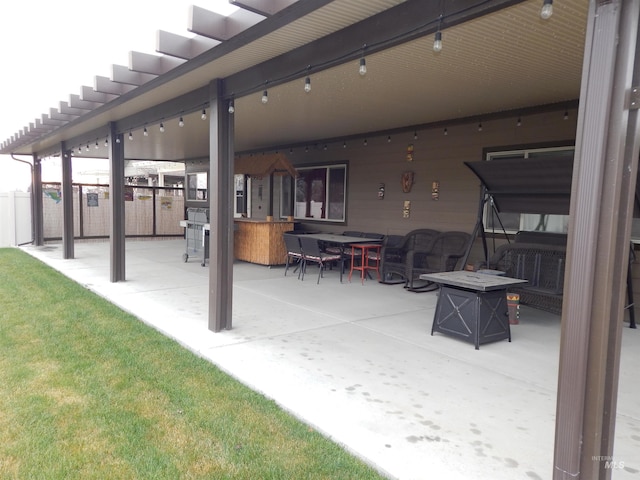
(464, 157), (574, 215)
(234, 153), (297, 178)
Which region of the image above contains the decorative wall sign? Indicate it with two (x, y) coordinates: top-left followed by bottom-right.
(432, 181), (440, 200)
(86, 192), (99, 207)
(403, 200), (411, 218)
(406, 143), (414, 162)
(401, 171), (414, 193)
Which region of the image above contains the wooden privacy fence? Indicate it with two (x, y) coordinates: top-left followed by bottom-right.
(42, 183), (185, 240)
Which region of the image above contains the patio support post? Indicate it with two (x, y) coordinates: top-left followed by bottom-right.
(60, 143), (74, 259)
(208, 78), (234, 332)
(553, 1), (640, 479)
(108, 122), (126, 282)
(32, 153), (44, 246)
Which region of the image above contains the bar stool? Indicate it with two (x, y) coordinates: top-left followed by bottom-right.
(348, 243), (382, 284)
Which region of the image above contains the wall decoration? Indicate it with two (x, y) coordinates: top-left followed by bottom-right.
(160, 197), (173, 210)
(403, 200), (411, 218)
(87, 192), (99, 207)
(44, 189), (62, 204)
(401, 171), (414, 193)
(406, 143), (414, 162)
(432, 181), (440, 200)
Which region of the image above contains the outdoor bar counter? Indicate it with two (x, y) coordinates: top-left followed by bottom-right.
(234, 218), (294, 266)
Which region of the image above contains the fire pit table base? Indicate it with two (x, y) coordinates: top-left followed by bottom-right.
(420, 271), (528, 349)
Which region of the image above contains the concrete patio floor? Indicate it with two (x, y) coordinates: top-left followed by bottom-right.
(21, 239), (640, 480)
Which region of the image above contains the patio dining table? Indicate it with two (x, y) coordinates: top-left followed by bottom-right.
(293, 233), (382, 282)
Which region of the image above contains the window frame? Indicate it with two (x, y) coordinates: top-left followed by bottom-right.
(281, 163), (348, 223)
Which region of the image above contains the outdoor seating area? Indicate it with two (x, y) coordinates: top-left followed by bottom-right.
(478, 231), (637, 327)
(19, 239), (640, 480)
(379, 229), (472, 291)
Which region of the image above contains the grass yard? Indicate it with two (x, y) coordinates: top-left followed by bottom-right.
(0, 248), (386, 480)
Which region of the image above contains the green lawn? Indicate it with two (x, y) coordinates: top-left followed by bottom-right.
(0, 248), (386, 480)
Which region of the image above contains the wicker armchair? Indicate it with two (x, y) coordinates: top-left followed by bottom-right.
(406, 231), (471, 291)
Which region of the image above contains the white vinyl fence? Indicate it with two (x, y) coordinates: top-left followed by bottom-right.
(0, 191), (32, 247)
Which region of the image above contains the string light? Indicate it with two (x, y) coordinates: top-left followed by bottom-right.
(116, 136), (121, 144)
(228, 99), (235, 114)
(261, 90), (269, 104)
(86, 143), (90, 152)
(563, 111), (569, 120)
(178, 116), (184, 127)
(444, 128), (448, 135)
(159, 122), (165, 133)
(540, 0), (553, 19)
(359, 57), (367, 76)
(143, 126), (149, 136)
(201, 108), (207, 120)
(104, 137), (109, 147)
(304, 76), (311, 93)
(478, 123), (483, 132)
(343, 141), (347, 148)
(433, 14), (443, 53)
(364, 138), (368, 146)
(517, 117), (522, 127)
(95, 140), (99, 149)
(387, 136), (391, 143)
(129, 131), (133, 140)
(413, 131), (418, 140)
(433, 31), (443, 53)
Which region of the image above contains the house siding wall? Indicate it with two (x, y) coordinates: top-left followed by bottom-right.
(291, 110), (577, 253)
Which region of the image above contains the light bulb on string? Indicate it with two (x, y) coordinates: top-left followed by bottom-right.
(517, 117), (522, 127)
(433, 31), (443, 53)
(261, 90), (269, 104)
(201, 108), (207, 120)
(228, 99), (235, 114)
(159, 123), (165, 133)
(179, 116), (185, 127)
(129, 131), (133, 140)
(116, 136), (121, 144)
(478, 123), (483, 132)
(540, 0), (553, 19)
(104, 137), (109, 147)
(304, 76), (311, 93)
(444, 128), (448, 136)
(143, 126), (149, 136)
(86, 143), (90, 152)
(343, 141), (347, 149)
(414, 131), (418, 140)
(95, 140), (99, 149)
(563, 111), (569, 120)
(359, 57), (367, 76)
(387, 136), (391, 143)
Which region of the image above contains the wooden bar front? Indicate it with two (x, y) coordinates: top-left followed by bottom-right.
(234, 219), (294, 266)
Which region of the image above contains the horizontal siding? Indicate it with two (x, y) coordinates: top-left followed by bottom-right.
(293, 109), (577, 263)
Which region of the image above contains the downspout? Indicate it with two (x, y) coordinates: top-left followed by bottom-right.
(10, 153), (35, 246)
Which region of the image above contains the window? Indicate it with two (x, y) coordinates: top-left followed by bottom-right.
(283, 164), (347, 222)
(485, 147), (574, 234)
(186, 172), (207, 201)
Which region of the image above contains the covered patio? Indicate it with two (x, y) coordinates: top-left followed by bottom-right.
(20, 239), (640, 479)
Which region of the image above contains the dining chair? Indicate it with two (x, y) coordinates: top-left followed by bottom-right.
(283, 233), (304, 278)
(299, 236), (342, 283)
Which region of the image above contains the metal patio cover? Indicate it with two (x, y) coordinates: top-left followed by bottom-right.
(0, 0), (586, 161)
